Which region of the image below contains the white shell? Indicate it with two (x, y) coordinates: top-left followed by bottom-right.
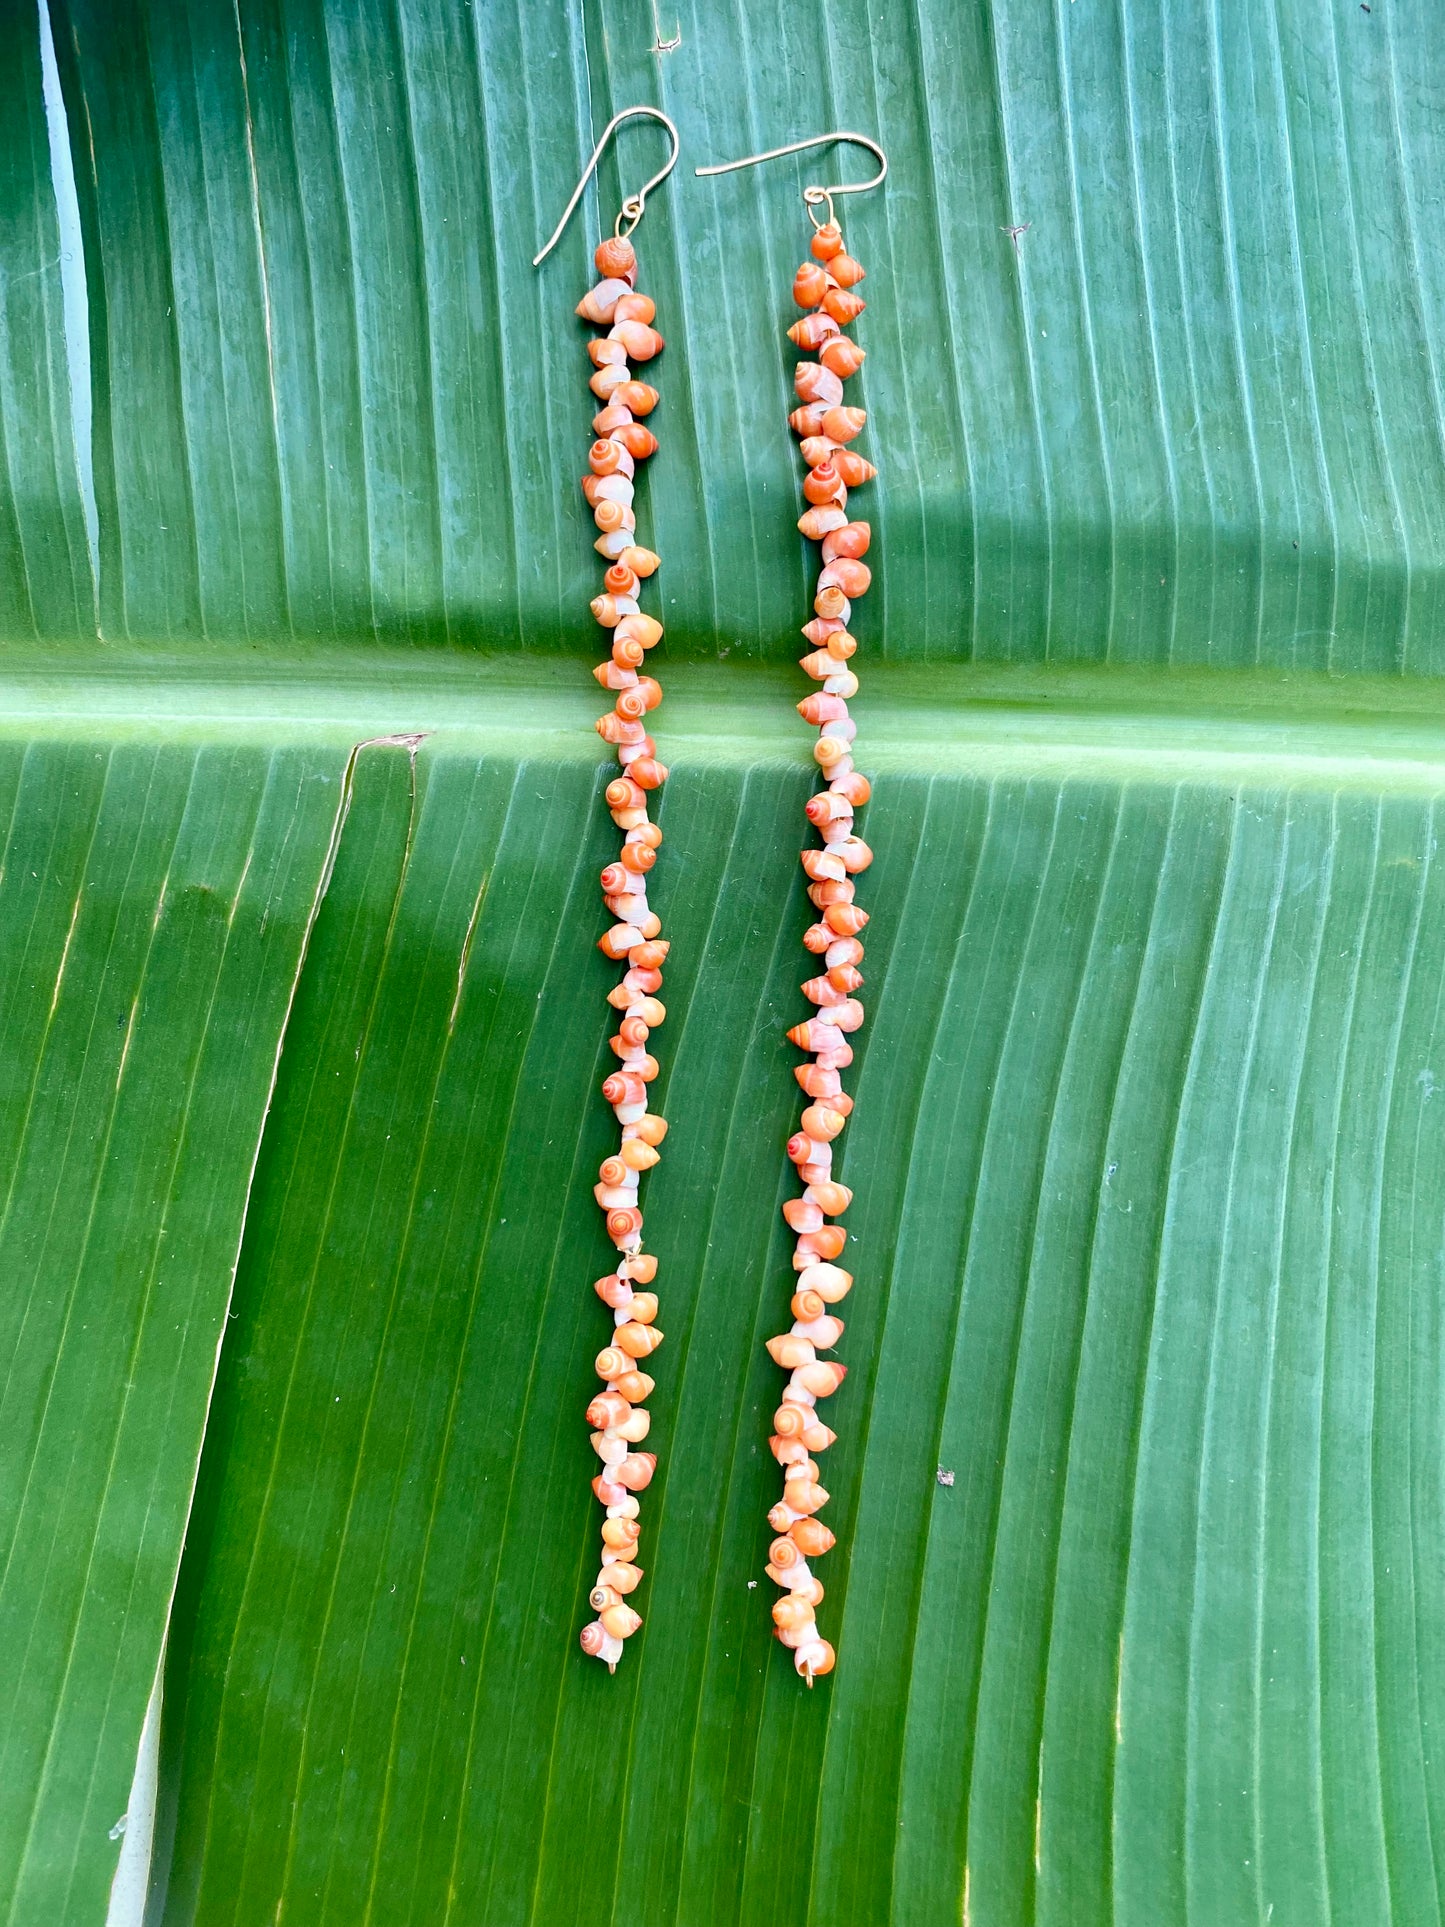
(793, 1638), (830, 1676)
(793, 1315), (841, 1346)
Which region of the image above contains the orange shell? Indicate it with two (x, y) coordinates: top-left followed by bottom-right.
(798, 506), (848, 541)
(793, 260), (830, 307)
(605, 776), (645, 811)
(614, 613), (663, 648)
(607, 1205), (643, 1244)
(613, 291), (656, 325)
(835, 450), (877, 488)
(790, 1517), (836, 1557)
(829, 252), (866, 288)
(821, 405), (867, 444)
(803, 462), (845, 507)
(588, 364), (631, 400)
(615, 380), (660, 415)
(586, 1390), (630, 1430)
(788, 313), (841, 351)
(614, 422), (659, 460)
(774, 1594), (815, 1631)
(824, 901), (869, 935)
(576, 277), (633, 324)
(787, 1480), (830, 1516)
(826, 557), (872, 599)
(594, 235), (638, 282)
(599, 1602), (643, 1640)
(809, 1180), (852, 1217)
(810, 221), (845, 261)
(798, 692), (849, 727)
(795, 361), (845, 408)
(616, 1320), (664, 1358)
(615, 1450), (656, 1490)
(767, 1333), (817, 1370)
(822, 521), (871, 560)
(820, 337), (866, 379)
(823, 287), (866, 324)
(611, 319), (665, 360)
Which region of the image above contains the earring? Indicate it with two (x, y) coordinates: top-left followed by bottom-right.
(535, 107), (680, 1674)
(698, 132), (886, 1685)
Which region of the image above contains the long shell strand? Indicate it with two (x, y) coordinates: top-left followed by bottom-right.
(575, 233), (669, 1672)
(764, 219), (877, 1684)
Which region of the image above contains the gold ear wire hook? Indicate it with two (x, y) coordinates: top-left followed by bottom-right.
(696, 130), (887, 232)
(533, 106), (681, 267)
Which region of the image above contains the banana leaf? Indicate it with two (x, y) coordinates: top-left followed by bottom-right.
(0, 0), (1442, 1921)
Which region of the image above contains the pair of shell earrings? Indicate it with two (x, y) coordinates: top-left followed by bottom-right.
(534, 116), (886, 1686)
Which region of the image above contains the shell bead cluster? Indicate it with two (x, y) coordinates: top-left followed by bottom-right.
(765, 217), (877, 1685)
(574, 233), (670, 1673)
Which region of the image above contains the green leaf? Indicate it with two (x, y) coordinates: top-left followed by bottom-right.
(0, 3), (91, 639)
(42, 0), (1445, 671)
(132, 664), (1445, 1926)
(0, 725), (348, 1919)
(0, 0), (1443, 1920)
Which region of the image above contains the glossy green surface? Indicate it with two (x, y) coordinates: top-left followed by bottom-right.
(0, 0), (1443, 1919)
(148, 732), (1445, 1926)
(0, 732), (346, 1921)
(33, 0), (1445, 671)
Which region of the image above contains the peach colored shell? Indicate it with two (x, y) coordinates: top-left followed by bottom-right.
(767, 215), (876, 1685)
(574, 233), (670, 1673)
